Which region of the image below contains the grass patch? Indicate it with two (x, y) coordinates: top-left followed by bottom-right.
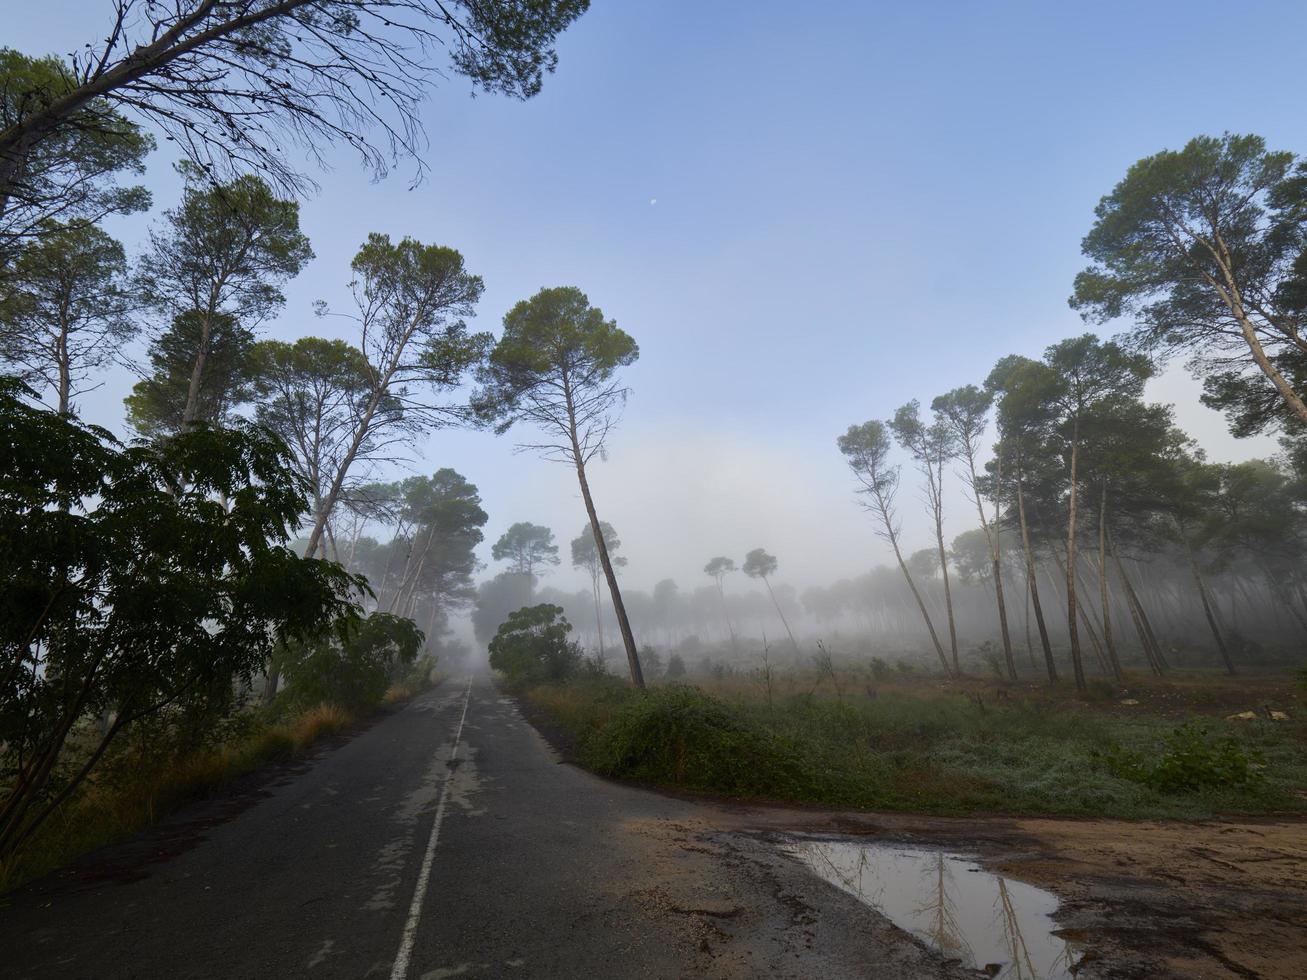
(520, 671), (1307, 820)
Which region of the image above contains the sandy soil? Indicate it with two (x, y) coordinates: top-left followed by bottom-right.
(699, 804), (1307, 979)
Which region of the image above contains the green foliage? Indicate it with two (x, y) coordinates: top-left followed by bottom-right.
(492, 521), (560, 577)
(572, 520), (625, 575)
(125, 310), (255, 436)
(140, 167), (313, 327)
(488, 604), (583, 683)
(868, 657), (892, 681)
(529, 676), (1306, 820)
(742, 547), (778, 580)
(581, 686), (810, 797)
(0, 379), (364, 858)
(1071, 132), (1307, 434)
(1099, 723), (1266, 793)
(277, 613), (423, 712)
(0, 48), (153, 259)
(474, 285), (638, 451)
(0, 221), (136, 413)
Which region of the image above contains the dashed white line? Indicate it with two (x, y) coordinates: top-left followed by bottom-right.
(389, 673), (474, 980)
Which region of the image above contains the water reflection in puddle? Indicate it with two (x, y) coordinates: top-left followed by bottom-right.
(783, 837), (1078, 979)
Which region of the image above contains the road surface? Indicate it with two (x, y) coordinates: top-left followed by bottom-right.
(2, 676), (973, 979)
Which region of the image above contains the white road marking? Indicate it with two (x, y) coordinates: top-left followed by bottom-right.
(389, 674), (474, 980)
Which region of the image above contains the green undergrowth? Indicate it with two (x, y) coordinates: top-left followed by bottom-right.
(522, 677), (1307, 820)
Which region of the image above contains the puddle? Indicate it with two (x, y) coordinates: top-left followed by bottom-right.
(783, 837), (1079, 979)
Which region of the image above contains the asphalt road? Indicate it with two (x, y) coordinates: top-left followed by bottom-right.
(2, 676), (974, 979)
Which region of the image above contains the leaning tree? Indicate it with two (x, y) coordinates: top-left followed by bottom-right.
(742, 548), (799, 654)
(475, 286), (645, 687)
(837, 420), (951, 674)
(1072, 133), (1307, 433)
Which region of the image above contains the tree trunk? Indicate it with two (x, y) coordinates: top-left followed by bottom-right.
(56, 314), (71, 415)
(873, 488), (950, 674)
(181, 305), (216, 428)
(1097, 486), (1123, 680)
(304, 384), (385, 557)
(968, 443), (1015, 678)
(591, 568), (605, 659)
(716, 579), (739, 652)
(1017, 470), (1056, 682)
(762, 575), (800, 654)
(575, 459), (642, 687)
(934, 503), (960, 673)
(1064, 419), (1086, 690)
(1183, 536), (1235, 675)
(1109, 536), (1165, 674)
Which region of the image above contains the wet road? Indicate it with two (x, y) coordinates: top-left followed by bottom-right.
(1, 676), (972, 979)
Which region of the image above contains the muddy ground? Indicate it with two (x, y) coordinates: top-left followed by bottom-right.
(689, 804), (1307, 979)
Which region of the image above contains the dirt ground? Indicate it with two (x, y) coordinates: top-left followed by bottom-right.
(699, 803), (1307, 979)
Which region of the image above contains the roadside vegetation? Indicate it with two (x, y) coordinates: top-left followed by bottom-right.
(515, 664), (1306, 821)
(0, 645), (439, 896)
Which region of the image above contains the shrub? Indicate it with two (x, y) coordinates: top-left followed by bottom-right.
(1100, 723), (1265, 793)
(869, 656), (892, 681)
(581, 685), (810, 797)
(488, 604), (583, 683)
(278, 613), (423, 711)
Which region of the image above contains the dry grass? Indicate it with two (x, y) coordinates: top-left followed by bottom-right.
(0, 702), (357, 895)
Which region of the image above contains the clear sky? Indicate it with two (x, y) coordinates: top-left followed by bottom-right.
(9, 0), (1305, 594)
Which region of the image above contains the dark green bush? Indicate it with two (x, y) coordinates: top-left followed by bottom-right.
(279, 612), (423, 711)
(488, 604), (583, 683)
(581, 685), (810, 797)
(1100, 722), (1265, 793)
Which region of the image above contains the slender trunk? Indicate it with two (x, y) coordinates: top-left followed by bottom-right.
(591, 568), (605, 659)
(1023, 573), (1037, 669)
(1097, 486), (1122, 680)
(564, 380), (641, 687)
(933, 500), (959, 673)
(873, 489), (950, 674)
(1017, 469), (1056, 681)
(56, 315), (71, 415)
(761, 575), (799, 654)
(968, 443), (1015, 678)
(1065, 418), (1086, 690)
(576, 459), (642, 687)
(716, 579), (739, 652)
(304, 385), (385, 557)
(1183, 536), (1235, 675)
(181, 302), (217, 428)
(1109, 537), (1165, 674)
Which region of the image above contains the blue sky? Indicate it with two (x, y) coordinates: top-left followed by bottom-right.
(8, 0), (1304, 592)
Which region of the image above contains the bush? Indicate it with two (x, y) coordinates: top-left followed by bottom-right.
(278, 613), (423, 711)
(488, 604), (583, 683)
(869, 656), (892, 681)
(581, 686), (810, 797)
(1100, 723), (1265, 793)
